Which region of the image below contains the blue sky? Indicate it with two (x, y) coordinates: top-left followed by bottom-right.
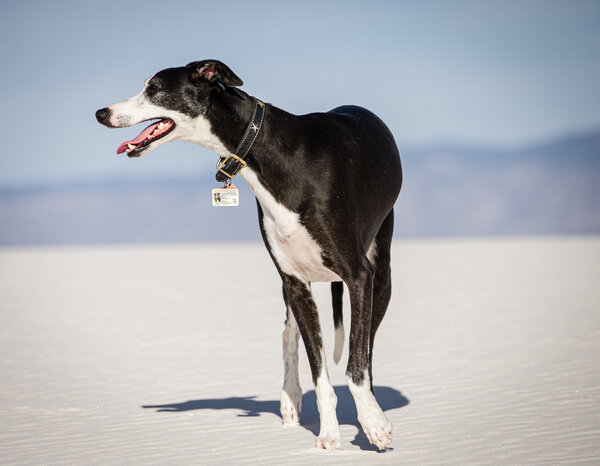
(1, 0), (599, 187)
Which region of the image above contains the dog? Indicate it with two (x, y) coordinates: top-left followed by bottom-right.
(96, 60), (402, 450)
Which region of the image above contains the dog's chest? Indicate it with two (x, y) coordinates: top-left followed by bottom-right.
(240, 169), (341, 283)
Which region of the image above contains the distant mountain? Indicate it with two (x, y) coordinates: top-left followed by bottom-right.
(0, 175), (262, 245)
(1, 131), (599, 245)
(395, 130), (600, 236)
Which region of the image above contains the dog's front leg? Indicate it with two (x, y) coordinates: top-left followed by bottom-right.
(346, 266), (393, 450)
(281, 274), (341, 450)
(280, 285), (302, 425)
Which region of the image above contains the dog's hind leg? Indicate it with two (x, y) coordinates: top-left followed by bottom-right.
(280, 284), (302, 425)
(282, 274), (341, 450)
(344, 215), (394, 450)
(367, 210), (395, 391)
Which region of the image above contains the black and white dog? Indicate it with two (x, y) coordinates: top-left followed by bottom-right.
(96, 60), (402, 450)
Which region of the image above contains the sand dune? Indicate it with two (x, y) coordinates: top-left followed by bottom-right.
(1, 238), (598, 464)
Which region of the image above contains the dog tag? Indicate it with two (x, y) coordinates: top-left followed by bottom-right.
(212, 184), (239, 207)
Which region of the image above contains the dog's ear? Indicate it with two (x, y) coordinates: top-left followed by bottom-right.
(187, 60), (243, 87)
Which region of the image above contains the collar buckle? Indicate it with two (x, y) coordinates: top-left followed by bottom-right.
(215, 98), (265, 183)
(217, 154), (247, 180)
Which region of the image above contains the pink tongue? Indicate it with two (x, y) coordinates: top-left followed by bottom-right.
(116, 121), (162, 154)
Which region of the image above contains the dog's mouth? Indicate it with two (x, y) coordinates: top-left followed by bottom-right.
(116, 118), (175, 157)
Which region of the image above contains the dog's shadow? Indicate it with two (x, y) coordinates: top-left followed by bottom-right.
(142, 385), (409, 451)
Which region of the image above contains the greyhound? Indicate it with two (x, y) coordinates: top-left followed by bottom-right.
(96, 59), (402, 450)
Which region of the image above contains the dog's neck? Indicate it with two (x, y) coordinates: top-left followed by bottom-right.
(199, 89), (301, 190)
(205, 89), (257, 156)
(180, 89), (255, 158)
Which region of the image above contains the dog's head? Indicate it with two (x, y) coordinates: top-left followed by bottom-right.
(95, 60), (243, 158)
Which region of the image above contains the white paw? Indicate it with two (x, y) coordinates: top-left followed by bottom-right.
(314, 429), (342, 450)
(280, 389), (302, 425)
(359, 411), (392, 450)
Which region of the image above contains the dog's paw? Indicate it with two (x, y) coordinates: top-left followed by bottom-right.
(314, 430), (342, 450)
(359, 411), (393, 450)
(280, 389), (302, 425)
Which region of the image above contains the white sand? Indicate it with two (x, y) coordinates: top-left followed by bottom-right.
(1, 237), (598, 464)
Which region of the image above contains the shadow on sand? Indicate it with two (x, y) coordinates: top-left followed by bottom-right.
(143, 385), (409, 451)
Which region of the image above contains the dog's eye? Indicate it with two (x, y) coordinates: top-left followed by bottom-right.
(146, 84), (159, 97)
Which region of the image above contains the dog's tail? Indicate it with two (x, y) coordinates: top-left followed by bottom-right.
(331, 281), (344, 364)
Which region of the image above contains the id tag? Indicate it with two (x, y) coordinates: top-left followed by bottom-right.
(212, 185), (239, 207)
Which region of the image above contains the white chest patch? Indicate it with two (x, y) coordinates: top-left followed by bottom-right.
(240, 169), (341, 283)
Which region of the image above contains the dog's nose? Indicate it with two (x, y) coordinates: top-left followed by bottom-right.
(95, 107), (110, 123)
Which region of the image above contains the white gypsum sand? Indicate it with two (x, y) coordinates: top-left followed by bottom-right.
(0, 237), (598, 464)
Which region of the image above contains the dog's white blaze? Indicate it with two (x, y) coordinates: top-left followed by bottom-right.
(347, 370), (392, 448)
(241, 169), (341, 283)
(108, 91), (149, 127)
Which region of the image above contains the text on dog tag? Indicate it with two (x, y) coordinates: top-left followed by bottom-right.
(212, 186), (239, 207)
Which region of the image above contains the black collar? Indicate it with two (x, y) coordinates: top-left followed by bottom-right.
(216, 98), (265, 183)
